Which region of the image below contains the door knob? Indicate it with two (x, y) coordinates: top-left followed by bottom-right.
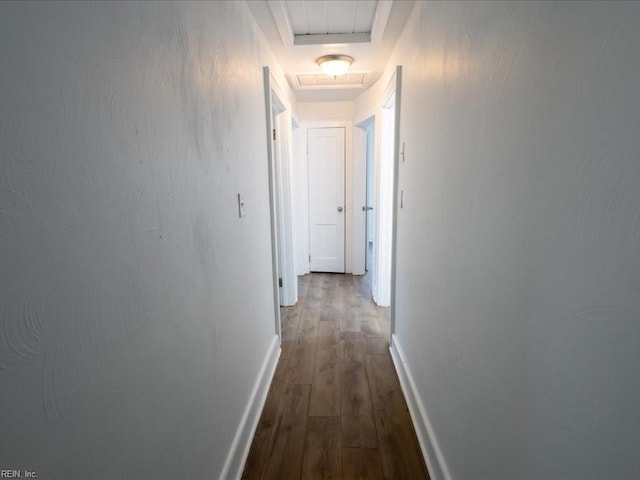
(362, 206), (373, 211)
(337, 206), (343, 212)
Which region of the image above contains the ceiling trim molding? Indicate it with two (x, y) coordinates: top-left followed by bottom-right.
(292, 83), (367, 91)
(370, 0), (393, 44)
(293, 32), (371, 46)
(267, 0), (294, 46)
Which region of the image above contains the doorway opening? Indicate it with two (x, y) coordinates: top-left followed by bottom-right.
(263, 67), (297, 341)
(374, 84), (396, 308)
(271, 95), (297, 307)
(364, 121), (375, 275)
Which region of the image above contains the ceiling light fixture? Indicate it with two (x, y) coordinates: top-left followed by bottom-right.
(316, 54), (354, 77)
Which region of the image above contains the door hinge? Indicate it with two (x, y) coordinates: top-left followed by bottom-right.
(278, 277), (283, 288)
(308, 254), (311, 262)
(273, 129), (276, 140)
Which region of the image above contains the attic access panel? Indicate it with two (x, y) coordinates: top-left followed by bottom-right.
(295, 72), (368, 89)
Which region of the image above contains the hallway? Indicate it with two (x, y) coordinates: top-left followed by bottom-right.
(2, 2), (640, 478)
(243, 274), (428, 479)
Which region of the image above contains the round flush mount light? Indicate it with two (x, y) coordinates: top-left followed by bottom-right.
(316, 54), (354, 77)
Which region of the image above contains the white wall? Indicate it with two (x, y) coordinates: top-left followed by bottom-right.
(369, 1), (640, 478)
(0, 2), (288, 478)
(292, 122), (310, 276)
(296, 101), (354, 122)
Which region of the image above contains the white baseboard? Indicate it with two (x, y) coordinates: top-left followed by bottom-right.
(390, 334), (451, 480)
(218, 335), (281, 480)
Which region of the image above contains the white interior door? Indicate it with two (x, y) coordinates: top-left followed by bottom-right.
(308, 127), (345, 273)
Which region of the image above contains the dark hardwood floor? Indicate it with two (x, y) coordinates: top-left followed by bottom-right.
(242, 273), (429, 480)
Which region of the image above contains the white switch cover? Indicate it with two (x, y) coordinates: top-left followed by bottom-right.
(237, 193), (245, 218)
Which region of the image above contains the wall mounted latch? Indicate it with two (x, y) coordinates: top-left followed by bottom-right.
(237, 193), (245, 218)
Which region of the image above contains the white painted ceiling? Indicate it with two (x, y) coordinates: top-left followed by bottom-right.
(286, 0), (377, 35)
(246, 0), (416, 102)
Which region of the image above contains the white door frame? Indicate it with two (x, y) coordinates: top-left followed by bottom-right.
(354, 117), (374, 279)
(388, 66), (402, 339)
(291, 119), (309, 276)
(263, 67), (297, 342)
(273, 97), (297, 306)
(375, 75), (397, 308)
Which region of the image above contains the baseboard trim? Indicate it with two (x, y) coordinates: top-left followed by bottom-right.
(390, 334), (451, 480)
(219, 334), (280, 480)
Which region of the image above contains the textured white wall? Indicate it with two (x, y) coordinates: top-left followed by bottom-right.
(0, 1), (285, 478)
(375, 1), (640, 478)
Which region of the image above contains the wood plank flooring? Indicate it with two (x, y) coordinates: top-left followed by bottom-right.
(242, 273), (429, 480)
